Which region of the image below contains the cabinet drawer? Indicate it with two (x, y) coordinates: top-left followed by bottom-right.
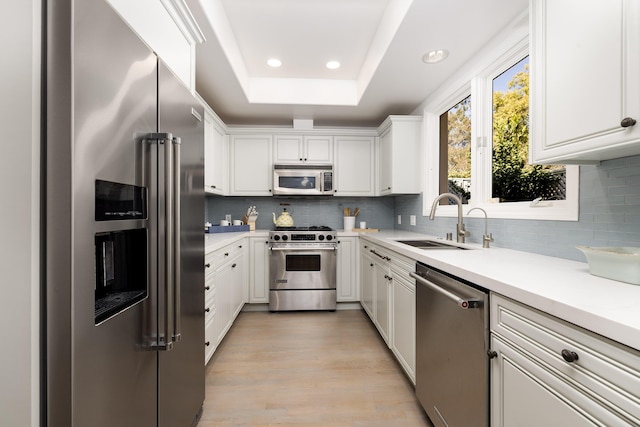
(204, 316), (216, 363)
(491, 294), (640, 424)
(389, 252), (414, 283)
(206, 240), (245, 270)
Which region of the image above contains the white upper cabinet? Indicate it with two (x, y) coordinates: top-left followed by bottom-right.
(229, 134), (273, 196)
(273, 135), (333, 164)
(377, 116), (421, 195)
(333, 135), (376, 197)
(106, 0), (204, 91)
(530, 0), (640, 164)
(203, 107), (227, 195)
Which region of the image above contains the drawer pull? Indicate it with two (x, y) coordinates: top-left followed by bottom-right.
(621, 117), (636, 128)
(561, 349), (579, 363)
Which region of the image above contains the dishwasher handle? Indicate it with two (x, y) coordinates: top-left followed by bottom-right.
(410, 272), (482, 309)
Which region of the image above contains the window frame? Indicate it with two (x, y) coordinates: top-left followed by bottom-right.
(422, 34), (579, 221)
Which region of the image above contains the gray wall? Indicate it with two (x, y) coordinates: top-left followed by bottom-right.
(395, 155), (640, 261)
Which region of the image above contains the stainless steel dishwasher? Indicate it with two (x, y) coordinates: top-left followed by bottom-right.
(410, 262), (490, 427)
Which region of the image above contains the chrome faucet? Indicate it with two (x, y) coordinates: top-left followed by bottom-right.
(467, 207), (494, 248)
(429, 193), (469, 243)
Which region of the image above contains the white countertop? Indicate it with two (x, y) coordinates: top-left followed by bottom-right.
(203, 229), (640, 352)
(204, 230), (268, 253)
(359, 230), (640, 352)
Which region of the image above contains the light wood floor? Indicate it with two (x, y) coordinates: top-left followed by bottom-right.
(199, 309), (431, 426)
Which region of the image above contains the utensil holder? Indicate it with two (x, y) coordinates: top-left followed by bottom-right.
(343, 216), (356, 231)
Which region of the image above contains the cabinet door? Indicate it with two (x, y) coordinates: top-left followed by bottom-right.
(337, 237), (358, 302)
(273, 135), (303, 163)
(392, 275), (415, 383)
(334, 136), (376, 196)
(204, 110), (226, 195)
(213, 267), (230, 345)
(249, 237), (269, 303)
(530, 0), (640, 163)
(490, 336), (626, 427)
(360, 252), (375, 319)
(229, 256), (244, 320)
(374, 262), (390, 345)
(304, 135), (333, 163)
(229, 135), (272, 195)
(378, 129), (392, 194)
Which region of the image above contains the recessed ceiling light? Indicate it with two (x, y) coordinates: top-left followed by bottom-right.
(267, 58), (282, 68)
(326, 61), (341, 70)
(422, 49), (449, 64)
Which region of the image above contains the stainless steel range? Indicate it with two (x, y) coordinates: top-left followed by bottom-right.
(268, 226), (337, 311)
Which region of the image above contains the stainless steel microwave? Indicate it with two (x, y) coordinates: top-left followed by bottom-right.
(272, 164), (333, 196)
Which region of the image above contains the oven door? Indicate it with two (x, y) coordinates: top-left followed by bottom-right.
(269, 247), (336, 290)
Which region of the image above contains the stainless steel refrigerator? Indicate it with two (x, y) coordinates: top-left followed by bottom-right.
(44, 0), (205, 425)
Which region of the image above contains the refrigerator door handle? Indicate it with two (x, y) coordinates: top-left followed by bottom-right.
(144, 132), (175, 351)
(172, 137), (182, 342)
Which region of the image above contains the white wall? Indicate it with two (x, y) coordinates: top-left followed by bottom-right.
(0, 0), (41, 425)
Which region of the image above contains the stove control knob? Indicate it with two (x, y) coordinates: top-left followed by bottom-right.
(282, 235), (288, 241)
(273, 235), (280, 241)
(326, 235), (333, 241)
(318, 235), (325, 241)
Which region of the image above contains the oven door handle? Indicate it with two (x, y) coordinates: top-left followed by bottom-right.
(269, 246), (337, 251)
(410, 272), (481, 309)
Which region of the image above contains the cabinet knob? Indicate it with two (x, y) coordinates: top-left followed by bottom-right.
(334, 189), (337, 192)
(211, 185), (216, 189)
(561, 349), (579, 363)
(205, 307), (210, 313)
(205, 263), (211, 268)
(205, 341), (210, 346)
(231, 263), (237, 268)
(370, 263), (374, 267)
(299, 158), (303, 161)
(621, 117), (636, 128)
(224, 252), (229, 257)
(487, 350), (498, 359)
(205, 286), (210, 290)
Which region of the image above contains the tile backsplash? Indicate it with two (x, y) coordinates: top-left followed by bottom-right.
(206, 196), (395, 231)
(206, 154), (639, 262)
(395, 155), (640, 261)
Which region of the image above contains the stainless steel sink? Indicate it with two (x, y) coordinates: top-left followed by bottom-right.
(395, 239), (467, 250)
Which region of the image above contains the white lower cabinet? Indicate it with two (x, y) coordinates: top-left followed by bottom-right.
(490, 294), (640, 426)
(337, 237), (359, 302)
(359, 239), (416, 382)
(204, 239), (247, 364)
(248, 236), (269, 303)
(360, 244), (375, 318)
(390, 253), (416, 384)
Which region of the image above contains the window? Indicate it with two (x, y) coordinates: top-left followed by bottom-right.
(424, 36), (578, 221)
(440, 96), (472, 204)
(491, 57), (566, 203)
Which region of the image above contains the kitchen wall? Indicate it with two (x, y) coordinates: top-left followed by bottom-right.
(396, 154), (640, 261)
(206, 196), (395, 231)
(206, 154), (639, 262)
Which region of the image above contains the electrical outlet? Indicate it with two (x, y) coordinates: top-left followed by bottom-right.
(397, 215), (402, 225)
(225, 214), (232, 222)
(410, 215), (416, 226)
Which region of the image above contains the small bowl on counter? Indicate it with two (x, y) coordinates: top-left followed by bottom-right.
(576, 246), (640, 285)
